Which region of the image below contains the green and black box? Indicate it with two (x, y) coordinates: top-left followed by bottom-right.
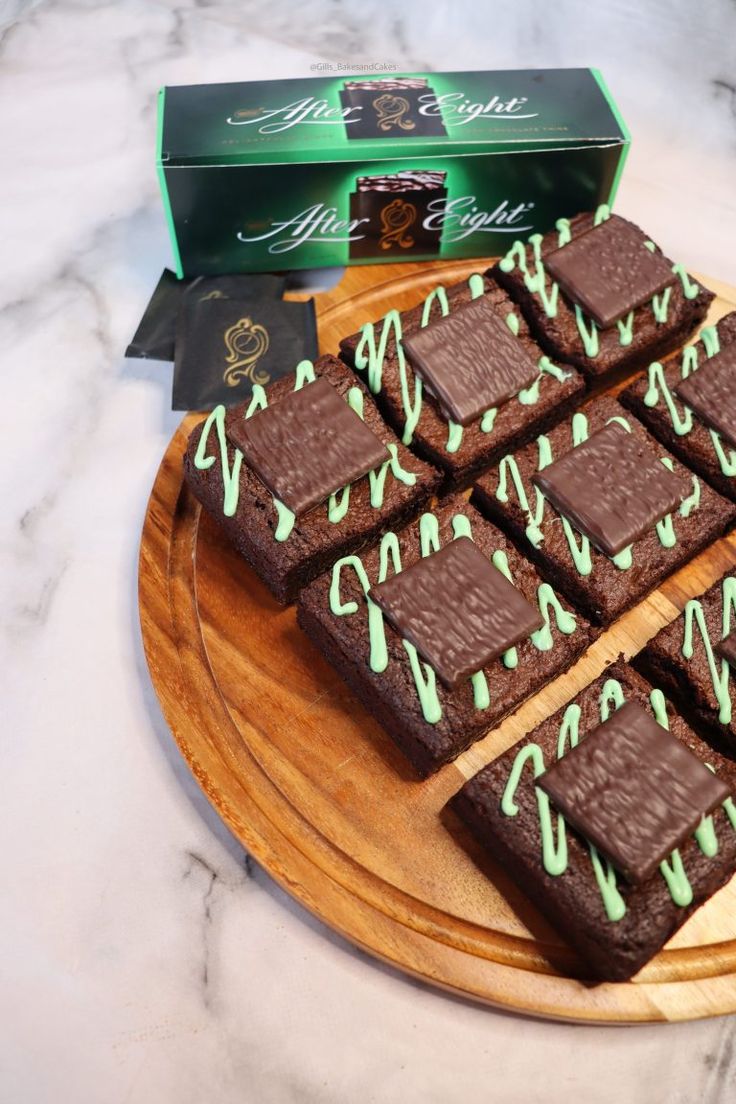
(157, 68), (629, 276)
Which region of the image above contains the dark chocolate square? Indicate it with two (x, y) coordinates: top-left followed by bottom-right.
(172, 297), (318, 411)
(539, 700), (731, 884)
(675, 344), (736, 450)
(532, 421), (688, 557)
(368, 535), (543, 687)
(402, 296), (540, 426)
(544, 215), (676, 328)
(227, 376), (389, 516)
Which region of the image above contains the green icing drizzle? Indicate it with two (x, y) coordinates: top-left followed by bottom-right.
(617, 311), (635, 347)
(682, 577), (736, 724)
(403, 640), (442, 724)
(652, 286), (673, 324)
(531, 584), (577, 650)
(501, 678), (734, 921)
(193, 405), (242, 517)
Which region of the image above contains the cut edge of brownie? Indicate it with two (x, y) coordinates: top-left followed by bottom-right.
(404, 380), (585, 494)
(621, 311), (736, 504)
(449, 659), (736, 982)
(296, 498), (597, 777)
(488, 211), (714, 383)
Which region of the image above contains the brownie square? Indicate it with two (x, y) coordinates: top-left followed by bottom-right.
(471, 395), (736, 626)
(183, 354), (441, 605)
(296, 496), (596, 777)
(339, 275), (585, 491)
(622, 312), (736, 503)
(490, 209), (713, 383)
(637, 570), (736, 755)
(450, 661), (736, 982)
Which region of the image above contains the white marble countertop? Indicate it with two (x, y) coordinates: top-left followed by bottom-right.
(3, 1), (736, 1100)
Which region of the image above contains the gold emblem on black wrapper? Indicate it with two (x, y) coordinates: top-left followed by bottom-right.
(378, 199), (417, 250)
(372, 93), (415, 132)
(223, 317), (270, 387)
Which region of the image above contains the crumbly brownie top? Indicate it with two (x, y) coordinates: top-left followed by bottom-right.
(343, 273), (576, 462)
(649, 574), (736, 730)
(481, 397), (706, 578)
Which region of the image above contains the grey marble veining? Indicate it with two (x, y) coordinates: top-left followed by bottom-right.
(2, 1), (736, 1101)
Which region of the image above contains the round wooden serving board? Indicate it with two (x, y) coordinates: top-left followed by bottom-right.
(139, 259), (736, 1023)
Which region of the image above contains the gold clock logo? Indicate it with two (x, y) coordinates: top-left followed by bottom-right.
(379, 199), (417, 250)
(223, 317), (271, 387)
(372, 93), (415, 132)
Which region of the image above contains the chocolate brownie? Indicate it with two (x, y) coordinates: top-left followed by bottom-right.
(471, 395), (736, 625)
(339, 274), (585, 491)
(637, 570), (736, 755)
(296, 497), (595, 777)
(490, 207), (713, 383)
(183, 354), (441, 605)
(622, 312), (736, 503)
(450, 661), (736, 981)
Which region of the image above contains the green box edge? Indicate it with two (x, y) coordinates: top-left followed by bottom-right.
(590, 67), (631, 207)
(156, 87), (185, 280)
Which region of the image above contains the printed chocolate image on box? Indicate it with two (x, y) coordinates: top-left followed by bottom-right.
(348, 170), (447, 260)
(340, 78), (447, 140)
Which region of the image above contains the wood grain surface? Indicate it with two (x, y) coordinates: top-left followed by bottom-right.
(139, 258), (736, 1023)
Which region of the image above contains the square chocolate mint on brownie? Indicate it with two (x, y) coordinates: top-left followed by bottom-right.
(471, 395), (736, 625)
(490, 206), (713, 382)
(622, 312), (736, 503)
(183, 354), (441, 605)
(636, 570), (736, 755)
(296, 496), (595, 777)
(450, 661), (736, 982)
(339, 273), (584, 491)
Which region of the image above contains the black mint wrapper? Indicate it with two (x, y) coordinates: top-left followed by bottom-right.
(172, 296), (318, 411)
(125, 269), (287, 362)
